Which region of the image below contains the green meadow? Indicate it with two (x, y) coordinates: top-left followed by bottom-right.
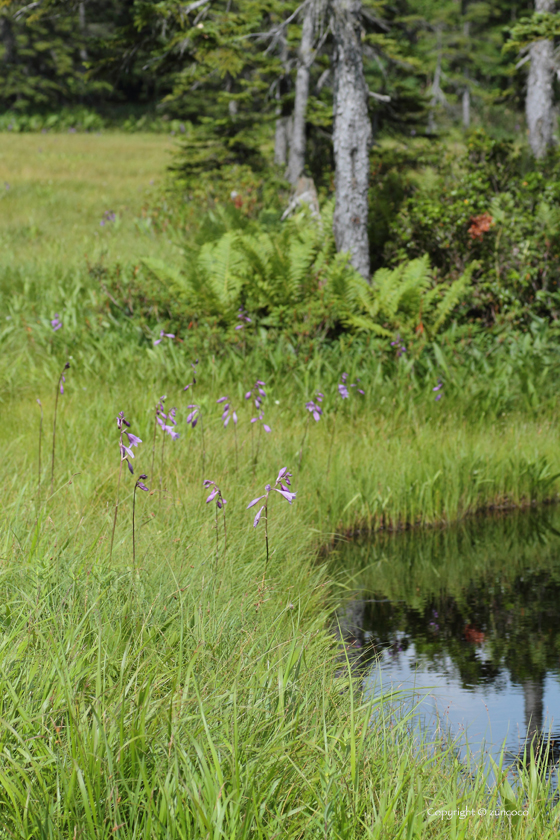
(1, 133), (560, 837)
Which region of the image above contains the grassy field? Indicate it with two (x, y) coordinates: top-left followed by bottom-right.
(0, 132), (177, 267)
(1, 133), (560, 837)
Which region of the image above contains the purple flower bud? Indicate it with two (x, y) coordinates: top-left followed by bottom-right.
(245, 391), (251, 400)
(127, 460), (134, 474)
(263, 424), (271, 433)
(206, 488), (218, 503)
(247, 495), (267, 509)
(253, 505), (265, 527)
(136, 481), (149, 492)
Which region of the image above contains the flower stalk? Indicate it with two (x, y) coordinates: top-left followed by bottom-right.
(50, 362), (70, 495)
(133, 474), (149, 565)
(247, 467), (296, 578)
(110, 411), (141, 562)
(36, 398), (43, 500)
(203, 480), (227, 567)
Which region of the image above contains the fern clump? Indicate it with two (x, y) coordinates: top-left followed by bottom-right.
(141, 200), (473, 346)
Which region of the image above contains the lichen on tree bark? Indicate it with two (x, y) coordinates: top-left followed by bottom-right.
(331, 0), (372, 280)
(526, 0), (556, 158)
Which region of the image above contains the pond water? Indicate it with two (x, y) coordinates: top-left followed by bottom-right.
(334, 509), (560, 771)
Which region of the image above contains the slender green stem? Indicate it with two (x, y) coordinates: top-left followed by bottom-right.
(299, 414), (310, 468)
(110, 436), (123, 562)
(223, 505), (227, 556)
(214, 505), (219, 569)
(254, 433), (260, 477)
(326, 413), (337, 478)
(132, 484), (137, 565)
(50, 383), (62, 495)
(151, 409), (157, 484)
(200, 414), (206, 476)
(263, 499), (269, 582)
(160, 427), (165, 498)
(37, 399), (43, 501)
(234, 424), (238, 473)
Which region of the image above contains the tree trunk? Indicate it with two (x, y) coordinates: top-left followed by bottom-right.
(287, 1), (315, 184)
(79, 1), (88, 63)
(522, 677), (544, 744)
(462, 16), (470, 129)
(274, 36), (290, 167)
(1, 13), (16, 66)
(331, 0), (372, 279)
(462, 87), (470, 128)
(526, 0), (555, 158)
(274, 116), (290, 166)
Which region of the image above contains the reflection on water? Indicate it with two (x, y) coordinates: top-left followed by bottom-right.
(334, 509), (560, 769)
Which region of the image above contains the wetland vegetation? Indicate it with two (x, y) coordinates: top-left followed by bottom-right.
(4, 0), (560, 834)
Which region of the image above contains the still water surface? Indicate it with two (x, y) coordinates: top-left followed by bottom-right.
(335, 509), (560, 768)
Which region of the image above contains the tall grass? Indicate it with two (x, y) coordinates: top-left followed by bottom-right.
(1, 441), (559, 837)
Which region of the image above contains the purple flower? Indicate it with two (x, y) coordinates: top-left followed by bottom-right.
(51, 314), (62, 332)
(217, 395), (238, 427)
(154, 330), (175, 345)
(305, 391), (324, 422)
(183, 359), (199, 391)
(161, 406), (180, 439)
(246, 468), (296, 528)
(125, 432), (142, 448)
(235, 307), (252, 330)
(337, 374), (364, 401)
(391, 334), (407, 358)
(117, 411), (139, 474)
(186, 404), (200, 428)
(251, 411), (271, 433)
(245, 379), (266, 410)
(136, 474), (150, 493)
(433, 380), (443, 401)
(100, 210), (116, 226)
(203, 479), (227, 509)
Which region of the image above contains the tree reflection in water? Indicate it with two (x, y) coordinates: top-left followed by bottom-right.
(333, 510), (560, 768)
